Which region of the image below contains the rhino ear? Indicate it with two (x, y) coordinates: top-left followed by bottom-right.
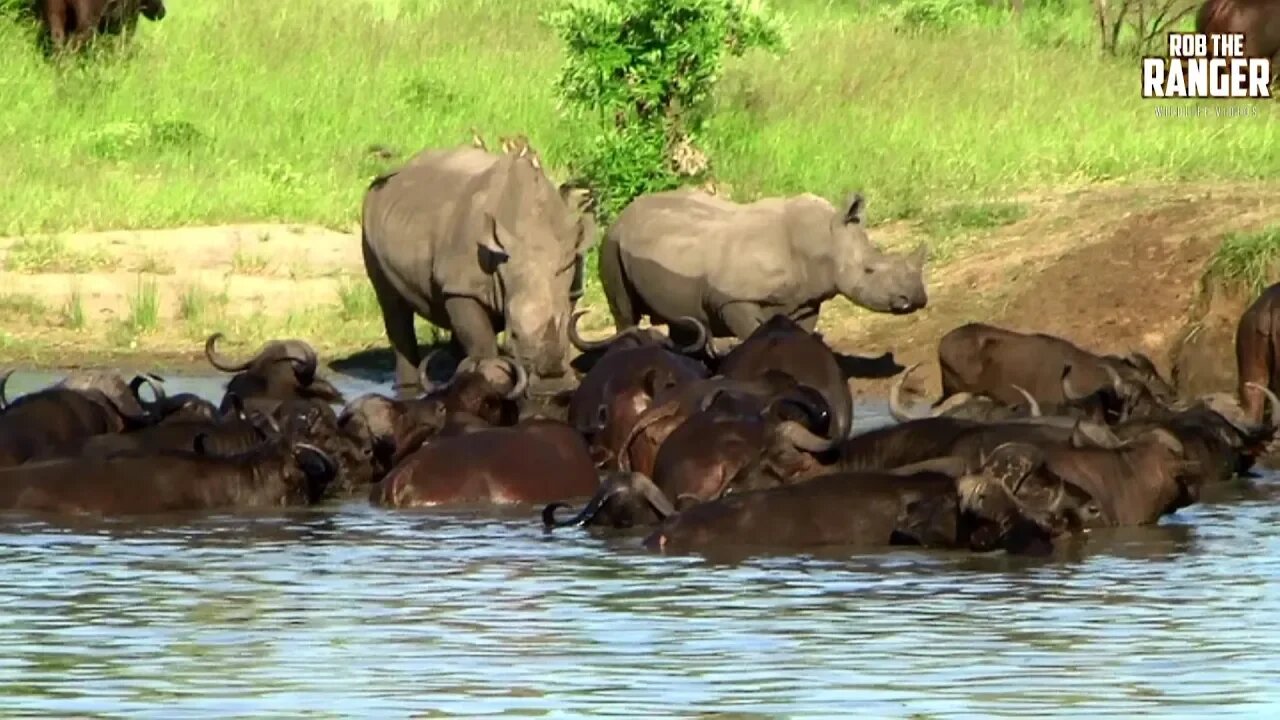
(841, 192), (866, 226)
(478, 213), (510, 267)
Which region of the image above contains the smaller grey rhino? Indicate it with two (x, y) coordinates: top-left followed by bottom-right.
(599, 189), (927, 343)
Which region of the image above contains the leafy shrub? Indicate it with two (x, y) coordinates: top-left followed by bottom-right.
(83, 119), (207, 160)
(881, 0), (985, 33)
(544, 0), (788, 220)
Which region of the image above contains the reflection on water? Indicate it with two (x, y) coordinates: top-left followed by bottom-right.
(1, 370), (1279, 715)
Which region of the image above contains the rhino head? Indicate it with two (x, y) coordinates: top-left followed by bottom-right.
(476, 145), (596, 381)
(830, 193), (928, 315)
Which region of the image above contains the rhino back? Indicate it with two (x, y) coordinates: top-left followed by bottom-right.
(362, 149), (504, 312)
(614, 191), (837, 321)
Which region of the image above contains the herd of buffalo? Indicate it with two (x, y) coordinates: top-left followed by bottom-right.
(4, 273), (1280, 559)
(3, 131), (1280, 561)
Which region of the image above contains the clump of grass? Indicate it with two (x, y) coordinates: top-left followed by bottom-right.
(83, 119), (207, 161)
(177, 284), (211, 324)
(917, 201), (1029, 239)
(230, 247), (271, 276)
(4, 236), (119, 274)
(0, 293), (48, 323)
(336, 277), (381, 322)
(61, 286), (86, 329)
(123, 275), (160, 334)
(1204, 226), (1280, 295)
(136, 253), (175, 274)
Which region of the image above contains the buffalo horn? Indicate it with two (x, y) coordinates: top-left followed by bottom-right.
(204, 333), (253, 373)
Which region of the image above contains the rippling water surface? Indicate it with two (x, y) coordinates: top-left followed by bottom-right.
(2, 370), (1279, 716)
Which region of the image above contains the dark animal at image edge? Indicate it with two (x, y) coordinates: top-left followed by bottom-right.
(39, 0), (166, 53)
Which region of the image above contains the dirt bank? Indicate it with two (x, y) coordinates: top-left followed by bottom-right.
(1, 181), (1277, 393)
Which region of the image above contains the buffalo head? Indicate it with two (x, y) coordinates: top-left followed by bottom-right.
(206, 333), (344, 412)
(568, 310), (709, 361)
(832, 193), (928, 315)
(1061, 363), (1164, 423)
(59, 370), (167, 427)
(889, 362), (1041, 423)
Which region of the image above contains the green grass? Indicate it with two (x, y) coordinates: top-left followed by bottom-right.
(336, 276), (381, 322)
(123, 275), (160, 334)
(917, 201), (1030, 240)
(135, 253), (175, 274)
(229, 247), (270, 275)
(1204, 226), (1280, 295)
(0, 0), (1274, 240)
(0, 293), (48, 323)
(61, 286), (86, 329)
(4, 236), (120, 273)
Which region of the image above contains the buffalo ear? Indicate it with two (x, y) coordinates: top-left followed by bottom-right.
(192, 433), (210, 455)
(841, 192), (866, 226)
(478, 213), (511, 268)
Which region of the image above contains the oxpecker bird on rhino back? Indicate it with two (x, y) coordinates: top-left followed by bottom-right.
(361, 142), (596, 396)
(600, 189), (928, 342)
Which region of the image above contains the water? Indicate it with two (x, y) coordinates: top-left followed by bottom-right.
(2, 369), (1280, 716)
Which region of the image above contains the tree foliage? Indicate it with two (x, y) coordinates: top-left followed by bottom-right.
(544, 0), (788, 220)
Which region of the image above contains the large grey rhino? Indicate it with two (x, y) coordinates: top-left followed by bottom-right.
(361, 141), (596, 396)
(599, 189), (928, 343)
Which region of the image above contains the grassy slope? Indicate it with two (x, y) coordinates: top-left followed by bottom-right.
(0, 0), (1277, 367)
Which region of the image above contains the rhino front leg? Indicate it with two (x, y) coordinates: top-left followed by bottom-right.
(444, 296), (500, 360)
(720, 302), (769, 341)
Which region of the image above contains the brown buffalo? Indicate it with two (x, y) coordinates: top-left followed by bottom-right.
(41, 0), (166, 53)
(1235, 282), (1280, 426)
(712, 314), (854, 441)
(642, 450), (1067, 557)
(544, 386), (834, 529)
(205, 333), (344, 416)
(0, 436), (337, 516)
(888, 362), (1042, 423)
(937, 323), (1175, 420)
(974, 428), (1199, 527)
(566, 342), (708, 468)
(566, 309), (710, 373)
(0, 371), (166, 467)
(1198, 0), (1280, 72)
(370, 419), (599, 508)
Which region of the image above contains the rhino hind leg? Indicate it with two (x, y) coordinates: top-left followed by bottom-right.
(598, 232), (642, 330)
(444, 296), (500, 360)
(362, 237), (421, 397)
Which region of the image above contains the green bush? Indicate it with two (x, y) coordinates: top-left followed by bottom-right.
(882, 0), (987, 33)
(543, 0), (789, 220)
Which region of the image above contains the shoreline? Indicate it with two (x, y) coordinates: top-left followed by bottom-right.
(1, 181), (1277, 402)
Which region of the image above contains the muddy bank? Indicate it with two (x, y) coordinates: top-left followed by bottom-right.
(1, 181), (1277, 397)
